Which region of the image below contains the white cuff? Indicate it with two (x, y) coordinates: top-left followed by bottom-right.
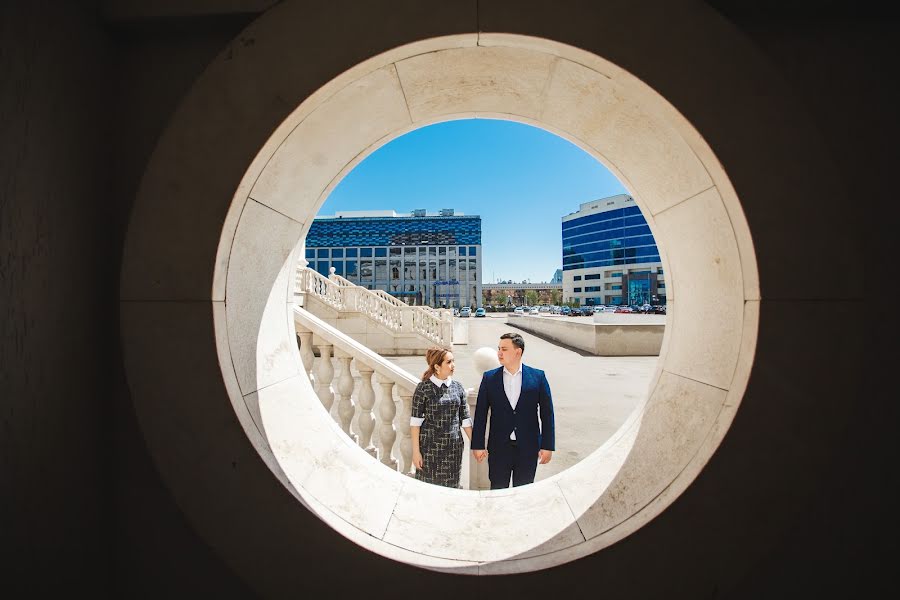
(461, 418), (473, 428)
(410, 416), (425, 426)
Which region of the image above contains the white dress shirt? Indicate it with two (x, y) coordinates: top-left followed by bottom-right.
(409, 375), (472, 428)
(503, 364), (523, 440)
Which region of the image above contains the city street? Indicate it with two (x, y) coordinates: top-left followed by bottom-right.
(385, 314), (658, 481)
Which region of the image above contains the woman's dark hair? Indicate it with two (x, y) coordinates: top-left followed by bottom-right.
(500, 332), (525, 354)
(422, 347), (451, 381)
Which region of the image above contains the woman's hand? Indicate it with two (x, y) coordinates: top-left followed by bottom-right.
(412, 449), (424, 470)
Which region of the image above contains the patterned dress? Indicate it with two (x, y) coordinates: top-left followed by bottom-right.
(412, 379), (471, 488)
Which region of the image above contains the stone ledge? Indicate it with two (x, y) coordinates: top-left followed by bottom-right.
(508, 315), (664, 356)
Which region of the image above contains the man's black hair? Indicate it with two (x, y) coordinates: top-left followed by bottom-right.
(500, 332), (525, 354)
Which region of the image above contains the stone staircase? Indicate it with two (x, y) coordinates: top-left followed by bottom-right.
(294, 265), (453, 355)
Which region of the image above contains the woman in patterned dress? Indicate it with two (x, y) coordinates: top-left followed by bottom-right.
(410, 347), (473, 488)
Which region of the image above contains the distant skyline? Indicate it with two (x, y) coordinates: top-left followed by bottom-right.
(318, 118), (627, 283)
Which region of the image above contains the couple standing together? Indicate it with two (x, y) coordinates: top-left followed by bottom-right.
(410, 333), (556, 489)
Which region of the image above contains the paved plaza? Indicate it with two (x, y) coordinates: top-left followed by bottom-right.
(385, 315), (658, 481)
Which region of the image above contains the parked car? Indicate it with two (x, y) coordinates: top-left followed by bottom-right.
(550, 305), (561, 314)
(474, 307), (486, 317)
(581, 306), (595, 316)
(570, 307), (582, 316)
(528, 306), (540, 315)
(615, 306), (633, 313)
(560, 306), (571, 315)
(538, 305), (551, 313)
(513, 306), (525, 315)
(459, 306), (471, 317)
(653, 305), (667, 314)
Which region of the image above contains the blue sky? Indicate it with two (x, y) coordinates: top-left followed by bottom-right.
(318, 118), (627, 283)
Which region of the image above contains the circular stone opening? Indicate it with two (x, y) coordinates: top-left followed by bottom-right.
(303, 117), (663, 484)
(210, 35), (757, 573)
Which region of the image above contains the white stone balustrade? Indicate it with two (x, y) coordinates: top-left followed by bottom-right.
(295, 306), (418, 473)
(295, 265), (453, 349)
(296, 308), (496, 489)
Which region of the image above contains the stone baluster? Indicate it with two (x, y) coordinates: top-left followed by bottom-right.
(468, 386), (490, 490)
(396, 387), (414, 475)
(334, 350), (356, 440)
(315, 344), (335, 412)
(375, 373), (398, 469)
(297, 330), (315, 383)
(356, 364), (377, 457)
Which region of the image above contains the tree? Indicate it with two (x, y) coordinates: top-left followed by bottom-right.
(550, 289), (562, 305)
(525, 290), (539, 306)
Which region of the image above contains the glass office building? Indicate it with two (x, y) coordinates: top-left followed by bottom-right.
(304, 209), (482, 308)
(561, 195), (666, 306)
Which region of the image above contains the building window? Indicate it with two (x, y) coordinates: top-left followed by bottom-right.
(468, 246), (477, 256)
(585, 274), (601, 280)
(346, 248), (358, 258)
(346, 261), (358, 277)
(375, 248), (387, 257)
(361, 248), (373, 257)
(317, 249), (328, 258)
(332, 248), (344, 258)
(574, 275), (582, 281)
(305, 248), (315, 259)
(574, 287), (582, 293)
(459, 246), (467, 256)
(333, 261), (344, 276)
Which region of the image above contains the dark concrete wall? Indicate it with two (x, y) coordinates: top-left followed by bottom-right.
(1, 1), (896, 597)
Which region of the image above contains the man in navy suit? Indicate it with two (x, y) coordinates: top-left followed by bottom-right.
(471, 333), (555, 488)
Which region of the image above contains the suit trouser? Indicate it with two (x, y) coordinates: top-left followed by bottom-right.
(488, 439), (538, 488)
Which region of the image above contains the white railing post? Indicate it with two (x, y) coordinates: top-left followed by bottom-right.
(344, 286), (358, 312)
(315, 344), (335, 412)
(335, 350), (356, 439)
(356, 364), (377, 457)
(375, 373), (398, 470)
(400, 306), (413, 335)
(297, 330), (315, 382)
(397, 386), (414, 475)
(468, 384), (490, 491)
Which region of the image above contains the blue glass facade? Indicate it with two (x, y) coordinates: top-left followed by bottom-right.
(305, 214), (482, 308)
(562, 205), (661, 271)
(306, 215), (481, 247)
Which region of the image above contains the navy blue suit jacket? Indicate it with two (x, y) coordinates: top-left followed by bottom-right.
(471, 365), (555, 456)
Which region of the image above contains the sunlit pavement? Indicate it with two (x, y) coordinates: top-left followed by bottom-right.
(385, 315), (658, 481)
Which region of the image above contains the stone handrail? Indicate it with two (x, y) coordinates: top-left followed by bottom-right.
(298, 268), (344, 309)
(329, 272), (355, 287)
(371, 288), (405, 307)
(294, 306), (418, 474)
(351, 286), (403, 331)
(297, 266), (452, 347)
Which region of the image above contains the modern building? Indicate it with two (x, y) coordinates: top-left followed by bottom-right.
(551, 269), (563, 284)
(562, 194), (666, 306)
(304, 209), (482, 308)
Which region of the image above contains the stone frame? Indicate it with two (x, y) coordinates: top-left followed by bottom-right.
(118, 0), (795, 586)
